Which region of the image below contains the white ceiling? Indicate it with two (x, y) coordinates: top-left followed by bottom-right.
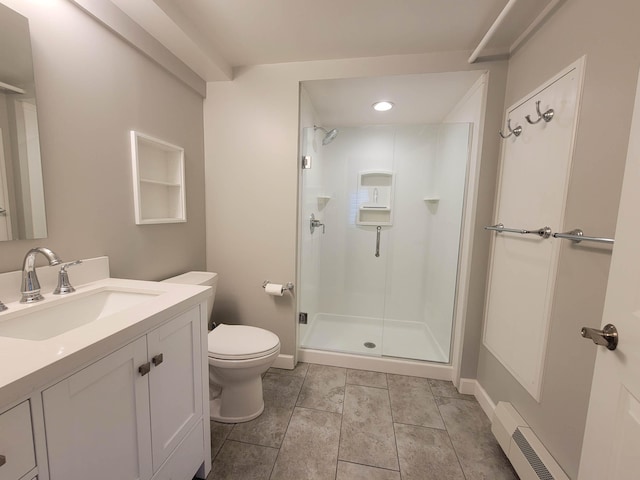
(304, 71), (484, 126)
(110, 0), (557, 80)
(154, 0), (553, 67)
(102, 0), (558, 124)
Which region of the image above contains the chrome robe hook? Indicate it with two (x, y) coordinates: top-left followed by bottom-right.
(525, 100), (554, 124)
(499, 119), (523, 139)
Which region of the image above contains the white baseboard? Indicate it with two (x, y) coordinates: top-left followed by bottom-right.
(458, 378), (477, 395)
(272, 354), (295, 370)
(459, 377), (496, 420)
(474, 381), (496, 420)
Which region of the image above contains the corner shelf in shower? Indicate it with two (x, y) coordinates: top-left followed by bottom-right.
(356, 171), (394, 226)
(423, 197), (440, 203)
(317, 194), (332, 210)
(130, 131), (186, 225)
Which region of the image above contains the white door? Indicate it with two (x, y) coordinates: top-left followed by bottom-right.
(43, 337), (153, 480)
(578, 70), (640, 478)
(147, 307), (202, 471)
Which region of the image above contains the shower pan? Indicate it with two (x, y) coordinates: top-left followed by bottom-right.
(298, 123), (471, 364)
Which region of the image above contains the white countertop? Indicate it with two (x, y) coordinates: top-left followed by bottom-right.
(0, 276), (211, 408)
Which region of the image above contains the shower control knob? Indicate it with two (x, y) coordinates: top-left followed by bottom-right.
(310, 213), (325, 234)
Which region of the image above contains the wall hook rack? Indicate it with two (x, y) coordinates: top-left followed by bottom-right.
(525, 100), (555, 124)
(499, 119), (523, 139)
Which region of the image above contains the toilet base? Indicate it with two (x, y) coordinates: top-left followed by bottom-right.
(210, 397), (264, 423)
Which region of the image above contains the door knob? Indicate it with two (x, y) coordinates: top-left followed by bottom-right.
(581, 324), (618, 350)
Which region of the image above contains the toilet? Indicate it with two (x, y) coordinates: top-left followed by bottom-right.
(162, 271), (281, 423)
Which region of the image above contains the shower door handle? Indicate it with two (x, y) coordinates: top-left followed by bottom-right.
(375, 226), (381, 257)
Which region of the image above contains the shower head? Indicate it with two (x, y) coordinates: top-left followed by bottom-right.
(314, 125), (339, 145)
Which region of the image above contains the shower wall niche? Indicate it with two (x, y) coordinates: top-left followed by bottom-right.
(357, 171), (394, 225)
(298, 123), (470, 363)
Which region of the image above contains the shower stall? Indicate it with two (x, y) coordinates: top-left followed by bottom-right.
(297, 118), (471, 364)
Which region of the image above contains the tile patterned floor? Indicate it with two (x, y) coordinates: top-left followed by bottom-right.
(207, 363), (518, 480)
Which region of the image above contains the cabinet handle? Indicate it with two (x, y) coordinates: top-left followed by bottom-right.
(0, 454), (6, 467)
(138, 362), (151, 376)
(152, 353), (164, 366)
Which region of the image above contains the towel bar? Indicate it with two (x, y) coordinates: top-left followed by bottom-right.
(484, 223), (552, 239)
(553, 229), (614, 245)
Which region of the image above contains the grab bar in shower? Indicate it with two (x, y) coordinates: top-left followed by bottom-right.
(553, 229), (615, 245)
(484, 223), (552, 239)
(375, 226), (381, 257)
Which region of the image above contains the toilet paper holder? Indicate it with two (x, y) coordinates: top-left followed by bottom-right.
(262, 280), (294, 292)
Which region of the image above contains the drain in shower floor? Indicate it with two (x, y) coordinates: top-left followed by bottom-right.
(364, 342), (376, 349)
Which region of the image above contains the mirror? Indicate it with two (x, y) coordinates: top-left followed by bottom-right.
(0, 2), (47, 241)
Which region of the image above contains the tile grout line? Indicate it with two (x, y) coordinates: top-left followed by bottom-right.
(386, 374), (403, 479)
(435, 396), (469, 480)
(334, 371), (348, 480)
(268, 363), (310, 480)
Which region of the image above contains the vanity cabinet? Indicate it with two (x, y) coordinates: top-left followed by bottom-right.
(42, 306), (203, 480)
(0, 400), (36, 480)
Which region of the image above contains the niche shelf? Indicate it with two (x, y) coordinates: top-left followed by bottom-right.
(130, 131), (186, 224)
(357, 171), (394, 226)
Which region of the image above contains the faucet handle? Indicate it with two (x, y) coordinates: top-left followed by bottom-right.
(53, 260), (82, 295)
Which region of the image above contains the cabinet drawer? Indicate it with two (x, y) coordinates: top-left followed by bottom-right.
(0, 401), (36, 480)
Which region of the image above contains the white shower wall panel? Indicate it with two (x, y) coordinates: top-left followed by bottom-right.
(382, 126), (438, 324)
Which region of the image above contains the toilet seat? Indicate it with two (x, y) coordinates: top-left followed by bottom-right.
(208, 324), (280, 361)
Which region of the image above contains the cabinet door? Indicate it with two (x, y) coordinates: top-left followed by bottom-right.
(147, 306), (202, 470)
(0, 401), (35, 480)
(43, 337), (152, 480)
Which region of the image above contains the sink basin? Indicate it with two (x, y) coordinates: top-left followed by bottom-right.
(0, 289), (159, 341)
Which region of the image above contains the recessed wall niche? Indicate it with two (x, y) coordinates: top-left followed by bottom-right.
(130, 131), (186, 225)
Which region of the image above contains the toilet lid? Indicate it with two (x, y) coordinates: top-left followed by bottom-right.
(208, 324), (280, 360)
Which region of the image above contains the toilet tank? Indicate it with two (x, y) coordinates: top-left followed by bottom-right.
(162, 271), (218, 321)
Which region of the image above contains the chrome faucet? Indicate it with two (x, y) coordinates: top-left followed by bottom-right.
(21, 247), (62, 303)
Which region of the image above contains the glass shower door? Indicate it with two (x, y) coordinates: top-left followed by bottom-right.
(298, 126), (389, 356)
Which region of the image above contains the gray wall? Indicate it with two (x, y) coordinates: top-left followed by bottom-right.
(0, 0), (206, 279)
(477, 1), (640, 478)
(204, 53), (507, 363)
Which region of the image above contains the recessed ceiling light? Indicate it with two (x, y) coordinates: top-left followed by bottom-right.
(373, 101), (394, 112)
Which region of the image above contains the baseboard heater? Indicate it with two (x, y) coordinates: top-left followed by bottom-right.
(491, 402), (569, 480)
